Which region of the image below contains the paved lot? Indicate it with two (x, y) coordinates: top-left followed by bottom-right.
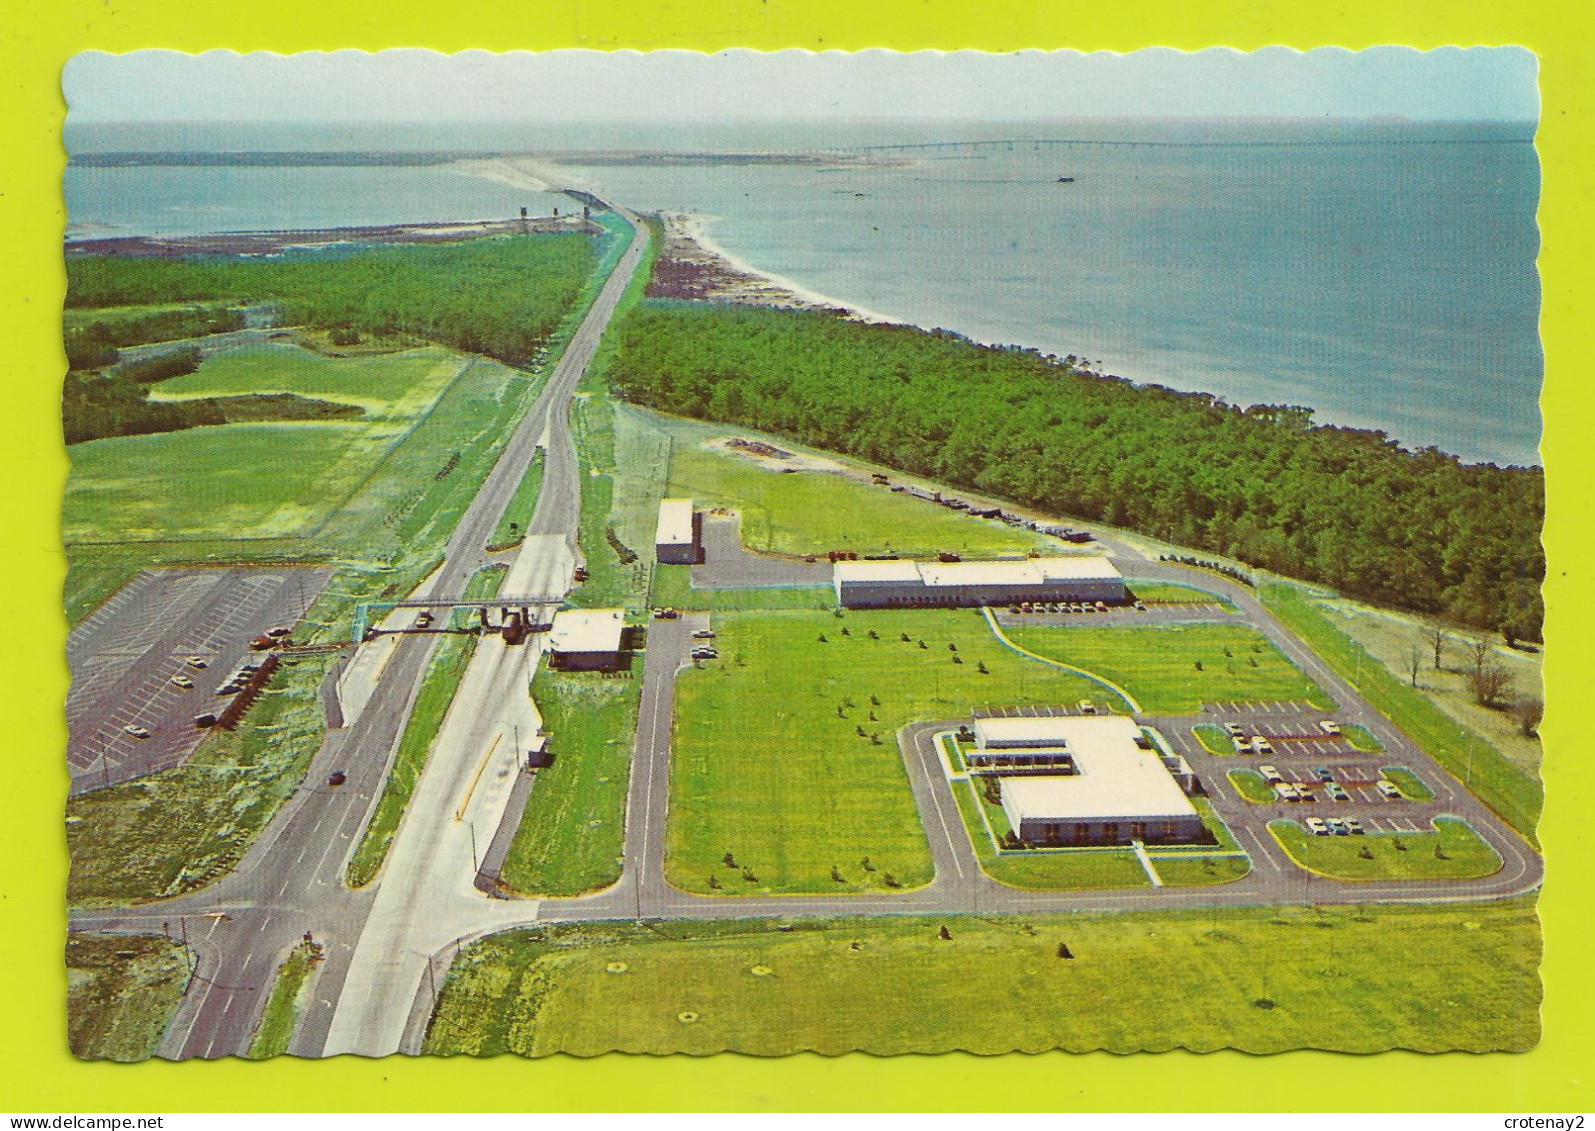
(689, 514), (832, 589)
(67, 566), (332, 793)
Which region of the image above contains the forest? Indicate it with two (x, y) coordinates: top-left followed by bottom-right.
(603, 302), (1544, 640)
(64, 233), (597, 369)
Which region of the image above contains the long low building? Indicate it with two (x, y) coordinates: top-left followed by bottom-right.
(547, 608), (628, 671)
(982, 716), (1206, 846)
(833, 556), (1124, 609)
(655, 498), (700, 565)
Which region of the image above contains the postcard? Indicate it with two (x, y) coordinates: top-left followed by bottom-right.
(60, 47), (1544, 1061)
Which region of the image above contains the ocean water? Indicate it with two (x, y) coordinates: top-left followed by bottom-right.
(63, 118), (1542, 466)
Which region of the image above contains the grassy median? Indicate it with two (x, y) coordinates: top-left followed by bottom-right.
(246, 940), (323, 1059)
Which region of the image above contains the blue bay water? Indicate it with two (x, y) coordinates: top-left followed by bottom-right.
(63, 118), (1542, 467)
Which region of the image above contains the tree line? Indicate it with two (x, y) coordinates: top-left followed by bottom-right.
(64, 304), (246, 370)
(602, 302), (1544, 640)
(65, 233), (598, 369)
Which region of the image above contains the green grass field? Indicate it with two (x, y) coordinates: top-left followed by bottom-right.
(652, 414), (1050, 559)
(1227, 769), (1277, 803)
(1270, 817), (1502, 880)
(1004, 623), (1332, 714)
(424, 900), (1540, 1055)
(499, 668), (640, 897)
(1193, 724), (1239, 754)
(65, 421), (407, 543)
(66, 934), (190, 1061)
(245, 941), (321, 1059)
(566, 398), (672, 610)
(1148, 855), (1252, 885)
(67, 655), (333, 907)
(150, 342), (463, 418)
(65, 352), (541, 624)
(1127, 582), (1236, 608)
(1262, 585), (1540, 845)
(667, 608), (1106, 895)
(1383, 765), (1437, 801)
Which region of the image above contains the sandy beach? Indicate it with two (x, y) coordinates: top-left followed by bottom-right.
(648, 211), (900, 324)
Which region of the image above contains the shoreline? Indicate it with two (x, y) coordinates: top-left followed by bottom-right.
(649, 210), (902, 325)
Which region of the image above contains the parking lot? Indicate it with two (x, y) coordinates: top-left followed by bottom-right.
(1146, 705), (1460, 863)
(66, 566), (332, 793)
(688, 513), (833, 589)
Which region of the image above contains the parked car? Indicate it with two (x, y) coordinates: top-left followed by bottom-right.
(1376, 780), (1403, 800)
(193, 713), (218, 728)
(267, 626), (293, 639)
(1078, 700), (1097, 716)
(692, 629), (715, 640)
(1318, 720), (1343, 736)
(1325, 782), (1350, 802)
(1252, 737), (1275, 755)
(1345, 818), (1366, 835)
(185, 656), (208, 669)
(327, 770), (347, 787)
(1275, 783), (1299, 803)
(1295, 785), (1317, 803)
(1225, 723), (1245, 738)
(691, 648), (719, 660)
(1305, 817), (1330, 836)
(170, 674), (195, 689)
(1327, 817), (1350, 836)
(1258, 765), (1283, 784)
(122, 725), (150, 739)
(1313, 767), (1335, 782)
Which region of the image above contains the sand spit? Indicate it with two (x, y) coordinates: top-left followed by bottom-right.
(66, 216), (590, 257)
(647, 211), (900, 324)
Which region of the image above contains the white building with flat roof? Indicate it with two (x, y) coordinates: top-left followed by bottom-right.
(984, 716), (1205, 846)
(833, 556), (1123, 609)
(548, 608), (627, 670)
(655, 498), (700, 564)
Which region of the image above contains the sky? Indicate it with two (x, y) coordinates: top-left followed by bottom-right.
(63, 47), (1539, 123)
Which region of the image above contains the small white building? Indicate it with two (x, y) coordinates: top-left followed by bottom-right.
(833, 556), (1123, 609)
(655, 498), (700, 565)
(548, 608), (627, 671)
(982, 716), (1205, 846)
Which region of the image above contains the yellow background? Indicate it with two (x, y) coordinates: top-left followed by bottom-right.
(2, 0), (1589, 1112)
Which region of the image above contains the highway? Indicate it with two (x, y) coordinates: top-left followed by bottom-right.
(69, 203), (651, 1059)
(68, 197), (1542, 1058)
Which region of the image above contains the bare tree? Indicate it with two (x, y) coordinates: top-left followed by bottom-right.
(1406, 639), (1425, 687)
(1513, 698), (1544, 738)
(1427, 625), (1449, 670)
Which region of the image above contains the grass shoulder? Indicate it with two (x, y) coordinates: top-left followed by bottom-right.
(1382, 765), (1436, 801)
(1193, 724), (1239, 755)
(66, 933), (191, 1061)
(1227, 769), (1276, 804)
